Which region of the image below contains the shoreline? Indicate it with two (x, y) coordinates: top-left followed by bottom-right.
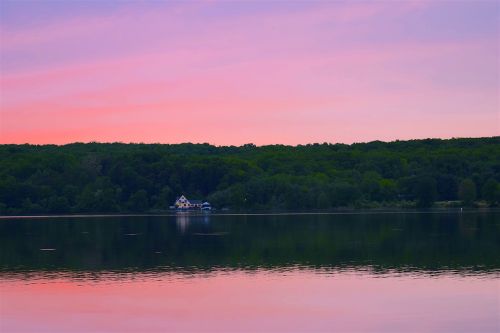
(1, 207), (498, 219)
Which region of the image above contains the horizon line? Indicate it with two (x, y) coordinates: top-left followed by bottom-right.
(1, 135), (497, 148)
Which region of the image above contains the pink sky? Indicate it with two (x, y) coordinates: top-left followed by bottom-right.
(0, 1), (498, 145)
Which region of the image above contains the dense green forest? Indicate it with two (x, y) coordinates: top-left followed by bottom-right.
(0, 137), (499, 214)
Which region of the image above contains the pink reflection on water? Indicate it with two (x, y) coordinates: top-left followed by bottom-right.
(1, 270), (498, 333)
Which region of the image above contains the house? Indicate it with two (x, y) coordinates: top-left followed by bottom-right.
(174, 195), (210, 210)
(175, 195), (190, 209)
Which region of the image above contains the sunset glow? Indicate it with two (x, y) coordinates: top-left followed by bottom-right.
(0, 1), (498, 145)
(1, 270), (498, 332)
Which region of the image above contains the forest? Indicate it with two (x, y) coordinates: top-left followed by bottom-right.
(0, 137), (499, 215)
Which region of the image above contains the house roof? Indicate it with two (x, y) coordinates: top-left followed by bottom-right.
(174, 196), (205, 205)
(190, 200), (203, 204)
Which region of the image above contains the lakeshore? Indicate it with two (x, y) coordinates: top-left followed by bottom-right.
(1, 207), (499, 220)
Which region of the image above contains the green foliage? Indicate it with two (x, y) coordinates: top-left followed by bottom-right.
(481, 178), (499, 205)
(128, 190), (149, 212)
(47, 196), (70, 213)
(458, 179), (477, 206)
(415, 176), (437, 208)
(0, 137), (498, 214)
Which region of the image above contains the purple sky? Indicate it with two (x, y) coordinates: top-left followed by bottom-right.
(1, 0), (498, 145)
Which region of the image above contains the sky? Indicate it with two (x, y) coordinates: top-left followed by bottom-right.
(0, 0), (498, 145)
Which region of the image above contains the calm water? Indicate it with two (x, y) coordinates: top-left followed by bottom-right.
(0, 212), (499, 332)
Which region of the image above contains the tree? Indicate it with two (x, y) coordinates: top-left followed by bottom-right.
(21, 198), (43, 214)
(330, 182), (359, 207)
(415, 176), (437, 208)
(128, 190), (149, 212)
(316, 192), (330, 209)
(458, 179), (477, 206)
(0, 137), (498, 214)
(154, 186), (174, 209)
(436, 174), (458, 201)
(361, 171), (382, 201)
(379, 179), (397, 201)
(0, 203), (7, 215)
(47, 196), (70, 213)
(481, 178), (498, 205)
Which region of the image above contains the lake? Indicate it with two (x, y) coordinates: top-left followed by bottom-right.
(0, 211), (499, 332)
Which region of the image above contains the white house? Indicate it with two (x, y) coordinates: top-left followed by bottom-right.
(174, 195), (205, 209)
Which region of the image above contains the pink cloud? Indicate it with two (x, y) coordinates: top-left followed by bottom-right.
(0, 1), (498, 144)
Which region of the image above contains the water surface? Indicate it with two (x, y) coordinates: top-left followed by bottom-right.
(1, 212), (499, 332)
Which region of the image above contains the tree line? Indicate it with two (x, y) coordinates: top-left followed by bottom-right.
(0, 137), (499, 214)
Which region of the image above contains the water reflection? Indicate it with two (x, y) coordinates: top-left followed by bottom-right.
(1, 212), (499, 333)
(175, 212), (211, 233)
(0, 212), (499, 277)
(1, 268), (498, 333)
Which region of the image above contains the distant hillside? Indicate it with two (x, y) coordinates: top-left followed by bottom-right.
(0, 137), (499, 214)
